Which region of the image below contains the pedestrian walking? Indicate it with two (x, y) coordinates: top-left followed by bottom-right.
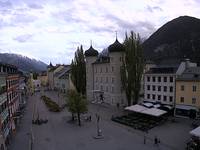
(158, 138), (161, 145)
(154, 136), (158, 146)
(144, 135), (146, 144)
(89, 115), (92, 121)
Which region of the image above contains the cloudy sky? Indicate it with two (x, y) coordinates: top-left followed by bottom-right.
(0, 0), (200, 65)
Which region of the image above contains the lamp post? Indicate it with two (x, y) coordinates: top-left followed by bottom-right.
(93, 92), (104, 139)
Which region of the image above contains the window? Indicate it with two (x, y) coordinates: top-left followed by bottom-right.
(147, 76), (150, 82)
(152, 94), (155, 100)
(181, 85), (184, 91)
(170, 86), (173, 92)
(152, 85), (156, 91)
(153, 77), (156, 82)
(147, 85), (150, 90)
(111, 66), (114, 72)
(170, 77), (173, 82)
(169, 96), (173, 102)
(112, 87), (114, 93)
(158, 95), (161, 101)
(192, 98), (196, 104)
(106, 67), (108, 73)
(158, 77), (161, 82)
(193, 86), (197, 92)
(164, 86), (167, 92)
(164, 77), (167, 82)
(106, 86), (108, 92)
(180, 97), (184, 103)
(147, 94), (150, 99)
(100, 67), (102, 73)
(100, 77), (102, 83)
(112, 77), (114, 83)
(106, 77), (108, 83)
(163, 96), (167, 101)
(158, 86), (161, 91)
(101, 85), (103, 91)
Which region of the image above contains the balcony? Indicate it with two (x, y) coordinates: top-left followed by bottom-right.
(0, 85), (6, 95)
(0, 93), (7, 105)
(1, 108), (9, 123)
(3, 124), (10, 139)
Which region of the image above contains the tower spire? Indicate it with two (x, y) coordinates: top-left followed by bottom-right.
(115, 31), (118, 41)
(90, 40), (92, 47)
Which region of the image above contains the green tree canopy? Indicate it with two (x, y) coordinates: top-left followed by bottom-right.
(121, 31), (144, 106)
(32, 72), (38, 80)
(66, 89), (88, 126)
(71, 45), (86, 95)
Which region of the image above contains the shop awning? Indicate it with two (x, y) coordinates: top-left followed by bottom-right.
(125, 104), (167, 117)
(143, 102), (154, 108)
(190, 126), (200, 138)
(142, 108), (167, 117)
(176, 105), (198, 111)
(125, 104), (147, 112)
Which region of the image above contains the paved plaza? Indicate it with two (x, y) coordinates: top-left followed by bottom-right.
(9, 91), (193, 150)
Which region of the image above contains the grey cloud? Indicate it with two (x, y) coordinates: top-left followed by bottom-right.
(0, 1), (12, 8)
(105, 14), (156, 37)
(51, 8), (88, 24)
(88, 25), (113, 33)
(13, 34), (33, 43)
(146, 5), (163, 13)
(28, 3), (43, 9)
(12, 13), (38, 24)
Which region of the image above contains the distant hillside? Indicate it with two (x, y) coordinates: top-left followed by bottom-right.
(0, 53), (47, 73)
(143, 16), (200, 64)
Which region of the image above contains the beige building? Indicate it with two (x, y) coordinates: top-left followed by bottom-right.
(47, 63), (65, 90)
(85, 39), (126, 106)
(144, 59), (196, 108)
(38, 71), (48, 86)
(54, 66), (74, 93)
(175, 67), (200, 118)
(47, 63), (75, 92)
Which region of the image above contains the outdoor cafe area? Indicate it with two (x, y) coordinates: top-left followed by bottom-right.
(112, 104), (169, 132)
(187, 126), (200, 150)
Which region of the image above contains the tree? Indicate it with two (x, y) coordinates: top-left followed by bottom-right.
(32, 72), (38, 80)
(71, 45), (86, 95)
(121, 31), (144, 106)
(66, 90), (88, 126)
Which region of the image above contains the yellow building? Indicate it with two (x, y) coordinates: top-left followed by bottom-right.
(175, 67), (200, 118)
(38, 71), (48, 86)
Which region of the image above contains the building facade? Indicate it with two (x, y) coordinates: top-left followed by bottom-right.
(85, 39), (126, 106)
(144, 59), (196, 107)
(6, 73), (19, 134)
(38, 71), (48, 87)
(0, 73), (9, 149)
(54, 66), (71, 93)
(144, 67), (177, 106)
(0, 63), (19, 149)
(175, 67), (200, 118)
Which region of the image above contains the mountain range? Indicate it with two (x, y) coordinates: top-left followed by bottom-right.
(0, 53), (47, 73)
(143, 16), (200, 65)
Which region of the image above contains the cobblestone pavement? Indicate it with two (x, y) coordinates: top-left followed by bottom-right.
(9, 90), (193, 150)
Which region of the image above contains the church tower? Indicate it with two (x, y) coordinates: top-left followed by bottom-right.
(85, 45), (98, 102)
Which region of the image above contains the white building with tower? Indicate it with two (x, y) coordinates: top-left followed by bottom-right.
(85, 38), (127, 106)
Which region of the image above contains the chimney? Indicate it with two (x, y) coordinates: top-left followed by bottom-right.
(185, 58), (190, 69)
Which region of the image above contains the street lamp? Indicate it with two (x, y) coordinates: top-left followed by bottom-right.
(93, 92), (104, 139)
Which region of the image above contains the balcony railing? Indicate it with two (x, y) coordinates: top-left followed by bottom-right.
(0, 85), (6, 95)
(3, 124), (10, 139)
(1, 108), (9, 123)
(0, 93), (7, 104)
